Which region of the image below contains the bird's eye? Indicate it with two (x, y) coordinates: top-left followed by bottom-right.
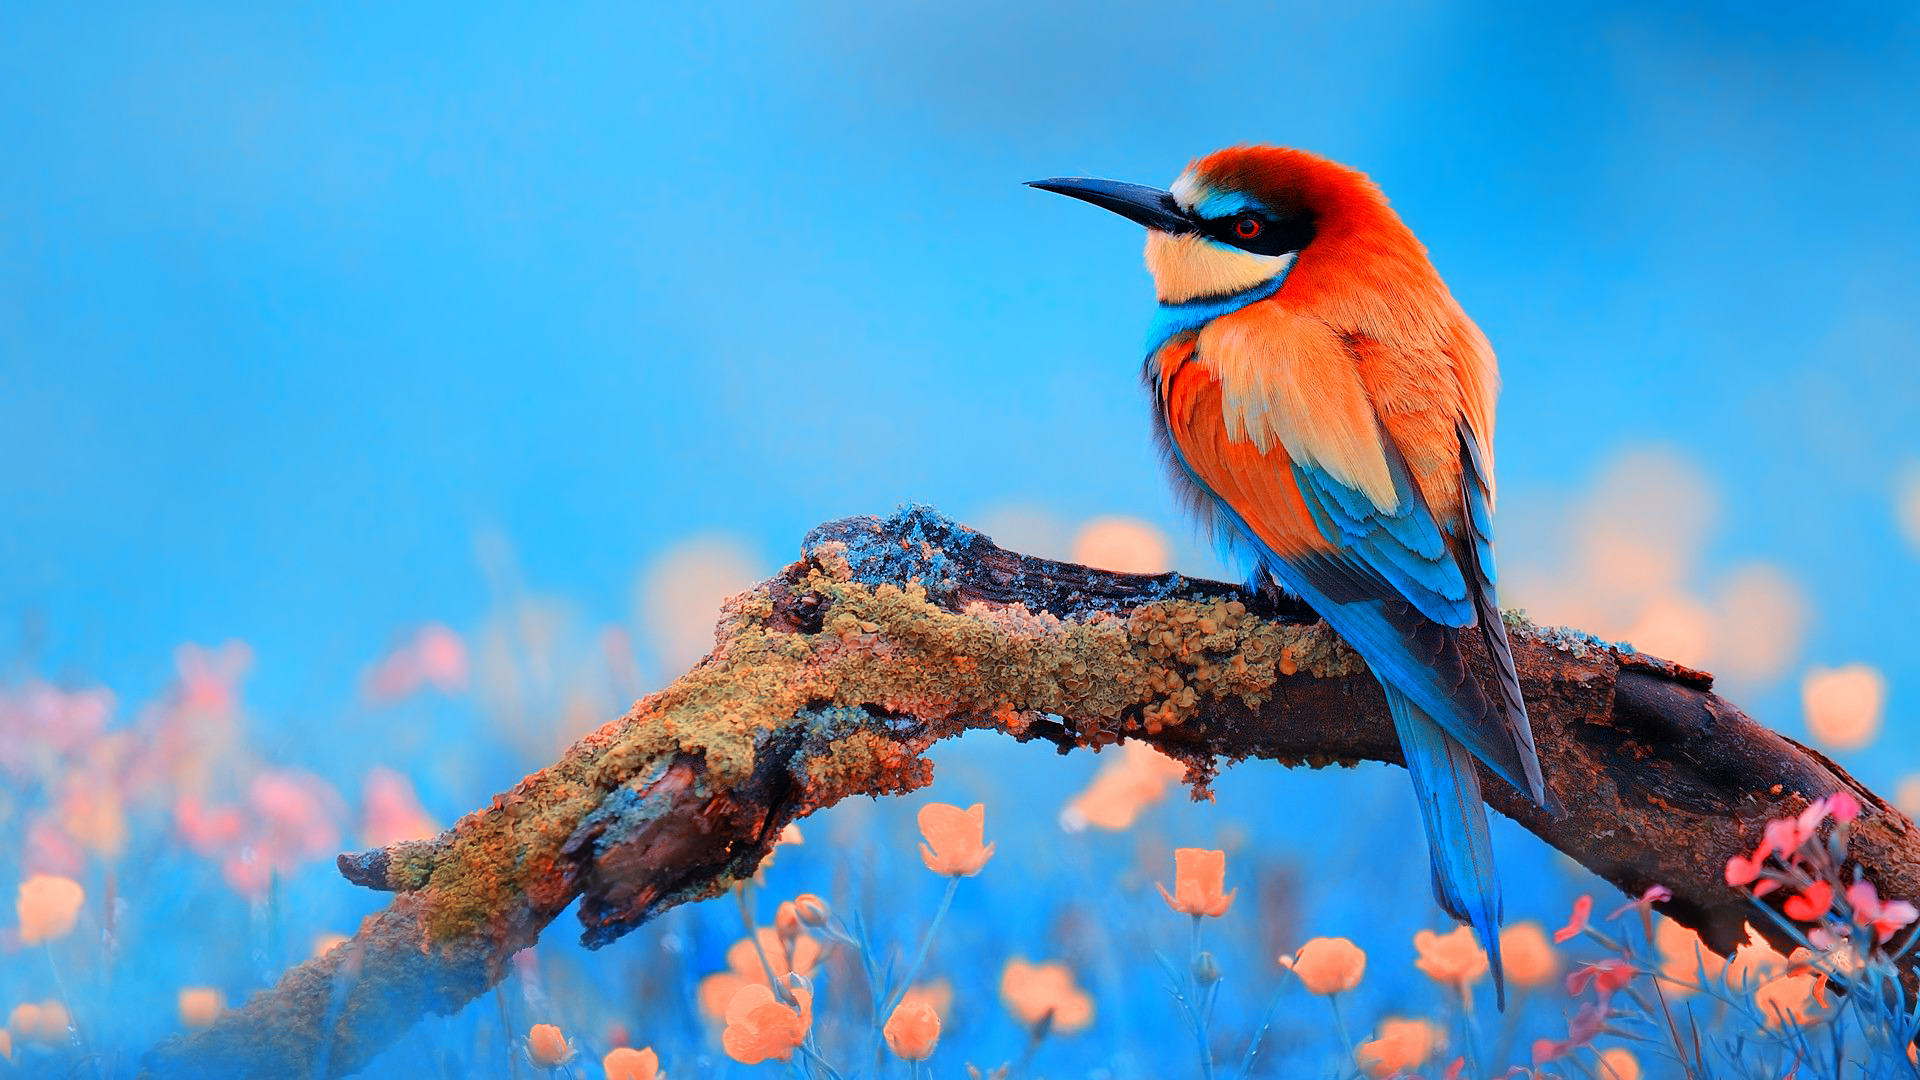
(1234, 217), (1263, 239)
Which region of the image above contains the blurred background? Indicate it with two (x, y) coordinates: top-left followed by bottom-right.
(2, 2), (1917, 1076)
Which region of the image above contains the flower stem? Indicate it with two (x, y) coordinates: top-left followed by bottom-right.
(883, 875), (959, 1016)
(1328, 992), (1358, 1068)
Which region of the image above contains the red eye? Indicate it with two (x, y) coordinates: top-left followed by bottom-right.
(1234, 217), (1263, 239)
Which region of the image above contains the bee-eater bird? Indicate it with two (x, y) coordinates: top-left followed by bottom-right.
(1030, 146), (1555, 1005)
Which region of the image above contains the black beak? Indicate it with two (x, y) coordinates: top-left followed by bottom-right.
(1026, 177), (1194, 234)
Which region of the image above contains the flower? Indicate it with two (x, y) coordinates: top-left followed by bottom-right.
(1725, 932), (1789, 988)
(721, 981), (812, 1065)
(792, 893), (830, 927)
(1061, 743), (1188, 831)
(1156, 848), (1235, 917)
(918, 802), (995, 876)
(1279, 937), (1366, 995)
(1725, 842), (1770, 886)
(900, 981), (953, 1017)
(1654, 918), (1725, 994)
(696, 927), (825, 1021)
(1499, 922), (1557, 988)
(1532, 1001), (1605, 1064)
(8, 1001), (71, 1045)
(602, 1046), (663, 1080)
(178, 987), (224, 1029)
(1355, 1017), (1443, 1078)
(884, 997), (941, 1060)
(1754, 971), (1822, 1028)
(775, 902), (801, 940)
(1554, 894), (1593, 942)
(359, 767), (439, 848)
(1783, 881), (1834, 922)
(16, 874), (84, 944)
(999, 958), (1094, 1034)
(1598, 1046), (1641, 1080)
(1802, 663), (1885, 749)
(1608, 884), (1672, 920)
(0, 1029), (9, 1062)
(1413, 926), (1488, 986)
(527, 1023), (573, 1067)
(1845, 878), (1919, 944)
(1566, 959), (1636, 1000)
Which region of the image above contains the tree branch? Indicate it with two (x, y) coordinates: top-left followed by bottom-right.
(142, 506), (1920, 1077)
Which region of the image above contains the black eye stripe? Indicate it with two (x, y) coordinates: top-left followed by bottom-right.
(1200, 210), (1316, 256)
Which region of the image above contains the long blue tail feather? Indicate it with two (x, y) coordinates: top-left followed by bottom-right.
(1385, 685), (1508, 1009)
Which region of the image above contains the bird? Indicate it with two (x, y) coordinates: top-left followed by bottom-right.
(1029, 146), (1556, 1005)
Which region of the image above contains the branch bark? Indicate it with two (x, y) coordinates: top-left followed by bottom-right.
(142, 506), (1920, 1077)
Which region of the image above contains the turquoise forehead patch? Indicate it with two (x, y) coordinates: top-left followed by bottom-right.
(1187, 184), (1267, 219)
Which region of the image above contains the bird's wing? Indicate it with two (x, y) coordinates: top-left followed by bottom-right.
(1158, 307), (1544, 800)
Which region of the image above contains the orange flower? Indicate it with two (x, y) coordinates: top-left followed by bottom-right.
(1355, 1017), (1443, 1078)
(0, 1027), (10, 1062)
(1062, 742), (1188, 831)
(1802, 664), (1885, 750)
(527, 1023), (573, 1067)
(178, 987), (224, 1029)
(918, 802), (995, 876)
(8, 1001), (70, 1045)
(1279, 937), (1366, 995)
(792, 893), (830, 927)
(1414, 926), (1488, 986)
(999, 958), (1094, 1034)
(1598, 1046), (1641, 1080)
(721, 981), (813, 1065)
(1499, 922), (1557, 988)
(884, 997), (942, 1060)
(1156, 848), (1235, 917)
(603, 1046), (663, 1080)
(900, 980), (953, 1018)
(775, 902), (801, 940)
(696, 928), (825, 1021)
(1654, 918), (1725, 994)
(16, 873), (85, 944)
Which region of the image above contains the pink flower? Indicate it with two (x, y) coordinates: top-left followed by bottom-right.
(1846, 879), (1919, 944)
(1783, 881), (1834, 923)
(1553, 895), (1593, 943)
(1829, 790), (1862, 823)
(1566, 959), (1636, 1001)
(1531, 1001), (1607, 1065)
(1725, 841), (1771, 887)
(1608, 884), (1672, 920)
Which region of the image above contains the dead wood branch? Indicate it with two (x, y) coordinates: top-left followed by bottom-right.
(142, 506), (1920, 1077)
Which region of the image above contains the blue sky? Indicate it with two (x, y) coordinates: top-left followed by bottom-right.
(3, 2), (1916, 768)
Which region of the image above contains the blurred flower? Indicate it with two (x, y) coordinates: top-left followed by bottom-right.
(1061, 742), (1187, 831)
(1655, 918), (1726, 994)
(603, 1046), (663, 1080)
(1598, 1046), (1641, 1080)
(0, 681), (114, 778)
(792, 893), (830, 927)
(8, 1001), (70, 1045)
(884, 996), (941, 1061)
(1000, 958), (1094, 1034)
(636, 534), (761, 674)
(1802, 664), (1886, 750)
(1725, 932), (1789, 988)
(1845, 878), (1918, 943)
(1503, 447), (1808, 685)
(697, 928), (824, 1021)
(1157, 848), (1235, 917)
(1413, 926), (1487, 986)
(1532, 1001), (1605, 1065)
(1754, 971), (1822, 1028)
(774, 901), (801, 940)
(1071, 517), (1172, 574)
(1608, 884), (1672, 920)
(527, 1023), (573, 1067)
(16, 873), (84, 944)
(363, 623), (469, 703)
(1554, 894), (1592, 942)
(1355, 1017), (1443, 1078)
(174, 641), (253, 714)
(359, 767), (440, 848)
(178, 987), (223, 1029)
(1566, 959), (1635, 1001)
(1499, 922), (1557, 988)
(1278, 936), (1365, 995)
(1901, 775), (1920, 819)
(0, 1027), (9, 1062)
(312, 933), (349, 959)
(721, 981), (812, 1065)
(918, 802), (994, 877)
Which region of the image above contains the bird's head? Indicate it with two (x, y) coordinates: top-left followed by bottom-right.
(1030, 145), (1384, 305)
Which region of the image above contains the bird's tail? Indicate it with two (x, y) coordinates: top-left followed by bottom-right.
(1385, 684), (1507, 1009)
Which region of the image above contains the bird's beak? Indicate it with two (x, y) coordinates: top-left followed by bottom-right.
(1026, 177), (1194, 234)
